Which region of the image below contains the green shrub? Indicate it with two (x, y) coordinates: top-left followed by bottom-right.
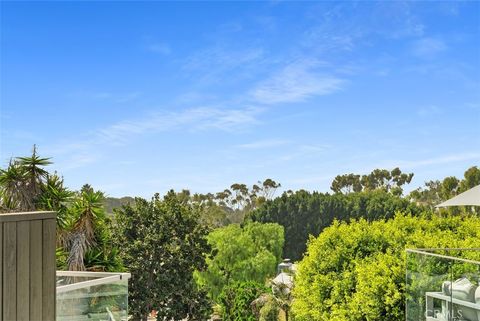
(292, 213), (480, 321)
(259, 297), (280, 321)
(218, 281), (268, 321)
(195, 222), (284, 301)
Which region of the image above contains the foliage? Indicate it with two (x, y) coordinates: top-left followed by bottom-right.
(218, 281), (268, 321)
(37, 173), (74, 227)
(409, 166), (480, 210)
(0, 147), (122, 272)
(103, 196), (135, 215)
(114, 192), (212, 321)
(331, 167), (414, 195)
(291, 214), (480, 321)
(62, 189), (107, 270)
(195, 222), (284, 301)
(0, 145), (53, 211)
(250, 189), (421, 261)
(259, 297), (281, 321)
(168, 179), (282, 228)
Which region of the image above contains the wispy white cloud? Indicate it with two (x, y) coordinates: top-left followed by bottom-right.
(286, 174), (333, 186)
(400, 153), (480, 169)
(417, 105), (442, 117)
(183, 47), (264, 73)
(60, 154), (100, 171)
(49, 106), (263, 160)
(146, 43), (171, 55)
(411, 37), (447, 58)
(96, 106), (262, 144)
(301, 2), (425, 52)
(278, 144), (329, 162)
(180, 46), (269, 87)
(236, 139), (290, 149)
(465, 102), (480, 110)
(250, 59), (344, 104)
(71, 90), (142, 103)
(45, 105), (265, 171)
(372, 153), (480, 171)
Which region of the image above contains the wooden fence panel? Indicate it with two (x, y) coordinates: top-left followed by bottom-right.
(3, 222), (16, 321)
(29, 220), (43, 320)
(0, 211), (56, 321)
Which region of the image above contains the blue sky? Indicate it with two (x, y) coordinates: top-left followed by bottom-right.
(1, 1), (479, 197)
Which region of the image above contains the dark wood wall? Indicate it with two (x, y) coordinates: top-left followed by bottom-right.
(1, 212), (56, 321)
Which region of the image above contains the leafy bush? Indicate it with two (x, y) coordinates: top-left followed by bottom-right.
(218, 281), (268, 321)
(292, 213), (480, 321)
(195, 222), (284, 300)
(259, 297), (280, 321)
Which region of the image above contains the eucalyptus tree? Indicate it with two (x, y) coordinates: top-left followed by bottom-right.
(164, 179), (282, 228)
(330, 167), (414, 195)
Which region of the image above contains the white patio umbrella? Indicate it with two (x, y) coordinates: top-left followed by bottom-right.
(436, 184), (480, 207)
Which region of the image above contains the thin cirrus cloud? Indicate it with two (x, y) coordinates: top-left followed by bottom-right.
(373, 152), (480, 172)
(250, 60), (344, 105)
(96, 106), (263, 144)
(71, 90), (142, 103)
(236, 139), (291, 150)
(183, 47), (264, 72)
(417, 105), (442, 117)
(411, 37), (447, 58)
(46, 106), (264, 170)
(52, 106), (263, 154)
(146, 43), (172, 55)
(180, 46), (267, 86)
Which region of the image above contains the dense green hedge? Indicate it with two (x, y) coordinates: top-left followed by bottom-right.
(250, 190), (422, 261)
(292, 213), (480, 321)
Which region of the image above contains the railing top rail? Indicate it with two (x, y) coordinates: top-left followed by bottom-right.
(56, 271), (131, 294)
(406, 248), (480, 265)
(57, 271), (131, 278)
(0, 211), (56, 222)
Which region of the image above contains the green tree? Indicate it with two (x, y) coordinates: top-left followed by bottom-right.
(114, 192), (212, 321)
(195, 222), (284, 301)
(250, 189), (421, 261)
(149, 179), (282, 229)
(37, 173), (74, 227)
(0, 145), (52, 211)
(331, 168), (413, 195)
(440, 176), (460, 200)
(0, 147), (121, 272)
(218, 281), (268, 321)
(409, 180), (442, 207)
(330, 174), (362, 194)
(409, 166), (480, 210)
(61, 189), (121, 271)
(259, 297), (281, 321)
(291, 214), (480, 321)
(459, 166), (480, 192)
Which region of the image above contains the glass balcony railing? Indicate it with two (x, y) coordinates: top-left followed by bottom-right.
(56, 271), (131, 321)
(406, 249), (480, 321)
